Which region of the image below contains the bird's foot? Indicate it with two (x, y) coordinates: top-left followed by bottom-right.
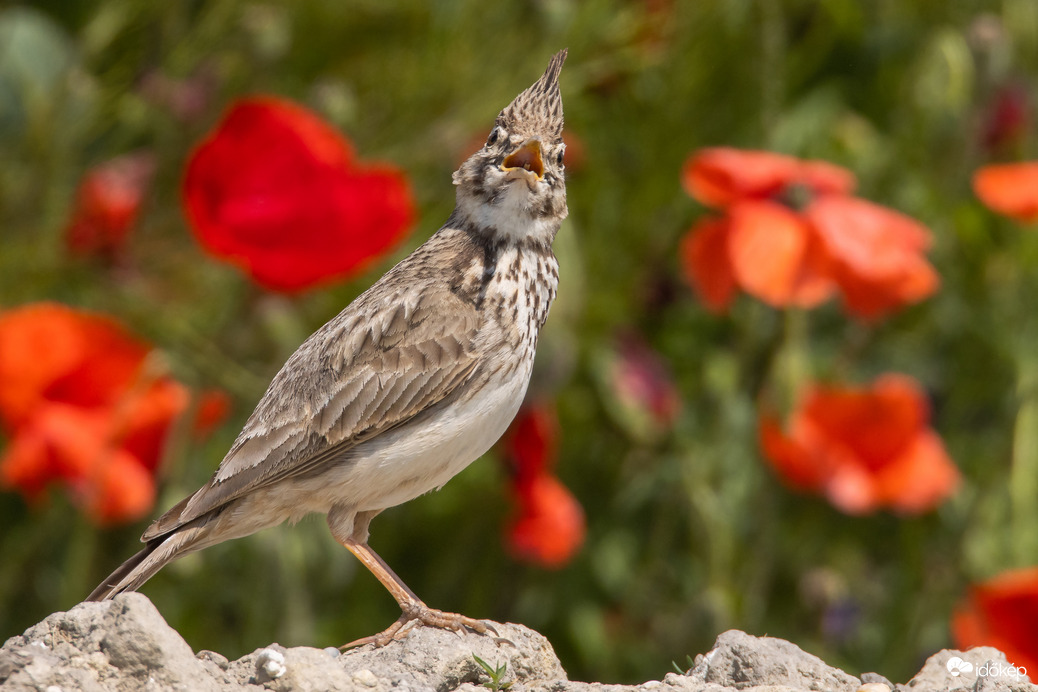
(340, 603), (495, 649)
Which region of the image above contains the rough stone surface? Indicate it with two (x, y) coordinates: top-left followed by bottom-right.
(898, 647), (1034, 692)
(0, 594), (1033, 692)
(683, 629), (861, 691)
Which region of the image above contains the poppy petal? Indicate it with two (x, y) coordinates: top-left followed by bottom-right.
(727, 201), (834, 308)
(1, 404), (110, 497)
(953, 568), (1038, 674)
(0, 304), (149, 428)
(973, 162), (1038, 223)
(183, 96), (414, 292)
(798, 160), (858, 197)
(65, 152), (155, 257)
(876, 430), (960, 515)
(759, 414), (825, 491)
(0, 303), (199, 526)
(806, 196), (938, 319)
(508, 474), (585, 568)
(80, 452), (156, 525)
(117, 380), (190, 472)
(801, 374), (929, 470)
(682, 148), (856, 207)
(684, 148), (802, 207)
(759, 375), (957, 515)
(503, 404), (559, 479)
(193, 389), (232, 438)
(679, 217), (738, 312)
(824, 462), (880, 515)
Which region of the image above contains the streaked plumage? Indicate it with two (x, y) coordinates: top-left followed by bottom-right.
(88, 49), (569, 647)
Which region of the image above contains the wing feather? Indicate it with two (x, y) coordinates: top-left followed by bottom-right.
(142, 275), (482, 542)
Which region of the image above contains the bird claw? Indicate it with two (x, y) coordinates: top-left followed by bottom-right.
(340, 604), (493, 649)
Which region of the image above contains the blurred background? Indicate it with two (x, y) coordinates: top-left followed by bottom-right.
(3, 0), (1038, 685)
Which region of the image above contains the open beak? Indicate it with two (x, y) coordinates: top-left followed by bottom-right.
(502, 140), (544, 179)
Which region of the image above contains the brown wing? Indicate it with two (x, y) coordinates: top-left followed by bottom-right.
(142, 277), (481, 541)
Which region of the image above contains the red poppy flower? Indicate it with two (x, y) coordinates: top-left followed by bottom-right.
(680, 147), (939, 319)
(0, 304), (152, 429)
(192, 389), (232, 439)
(727, 201), (835, 309)
(953, 567), (1038, 674)
(503, 403), (558, 479)
(805, 197), (939, 320)
(2, 404), (155, 524)
(508, 474), (586, 569)
(683, 148), (855, 207)
(679, 216), (737, 311)
(759, 374), (959, 515)
(0, 303), (211, 525)
(501, 404), (585, 568)
(183, 96), (415, 292)
(973, 163), (1038, 223)
(64, 153), (155, 258)
(680, 202), (836, 311)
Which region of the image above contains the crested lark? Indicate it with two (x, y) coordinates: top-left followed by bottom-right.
(88, 50), (569, 647)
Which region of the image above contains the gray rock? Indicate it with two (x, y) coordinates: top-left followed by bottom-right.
(330, 619), (565, 690)
(899, 647), (1034, 692)
(685, 629), (862, 691)
(0, 594), (223, 691)
(1, 595), (1035, 692)
(861, 671), (895, 690)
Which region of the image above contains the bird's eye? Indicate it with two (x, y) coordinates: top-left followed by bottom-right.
(556, 149), (564, 166)
(486, 128), (500, 146)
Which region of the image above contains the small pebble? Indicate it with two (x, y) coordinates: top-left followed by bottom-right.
(256, 648), (287, 679)
(859, 671), (894, 690)
(197, 650), (230, 670)
(323, 646), (340, 657)
(857, 684), (890, 692)
(352, 668), (379, 687)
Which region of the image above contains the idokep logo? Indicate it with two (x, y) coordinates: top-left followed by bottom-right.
(976, 662), (1028, 678)
(946, 656), (1028, 679)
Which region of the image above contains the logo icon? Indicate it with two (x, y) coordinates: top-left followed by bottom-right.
(946, 657), (974, 677)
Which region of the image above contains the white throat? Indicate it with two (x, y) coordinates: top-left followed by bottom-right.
(455, 181), (559, 245)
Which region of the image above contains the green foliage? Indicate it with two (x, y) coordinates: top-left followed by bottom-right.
(473, 654), (513, 691)
(1, 0), (1037, 685)
(672, 654), (696, 676)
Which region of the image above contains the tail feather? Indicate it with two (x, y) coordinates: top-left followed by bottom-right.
(86, 521), (210, 601)
(86, 542), (163, 601)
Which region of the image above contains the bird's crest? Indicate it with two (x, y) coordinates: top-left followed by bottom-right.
(495, 49), (566, 140)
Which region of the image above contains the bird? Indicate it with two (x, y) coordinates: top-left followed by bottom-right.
(87, 49), (569, 648)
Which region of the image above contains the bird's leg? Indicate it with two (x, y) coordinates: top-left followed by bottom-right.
(337, 538), (492, 649)
(342, 538), (422, 604)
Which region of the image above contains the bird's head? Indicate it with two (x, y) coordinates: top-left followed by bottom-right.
(453, 49), (568, 246)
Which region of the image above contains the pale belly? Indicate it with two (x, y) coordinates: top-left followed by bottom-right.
(271, 357), (533, 523)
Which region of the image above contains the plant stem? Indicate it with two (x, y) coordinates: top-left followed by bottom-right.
(1010, 354), (1038, 564)
(779, 309), (809, 410)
